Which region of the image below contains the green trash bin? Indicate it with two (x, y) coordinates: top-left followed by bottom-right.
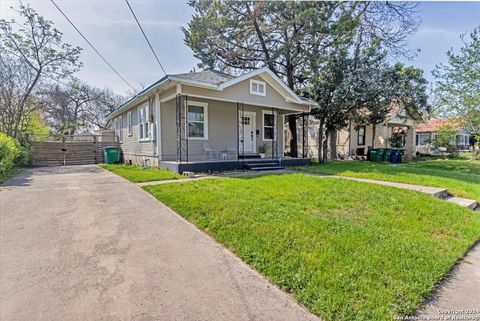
(370, 148), (384, 162)
(383, 148), (393, 162)
(103, 147), (121, 164)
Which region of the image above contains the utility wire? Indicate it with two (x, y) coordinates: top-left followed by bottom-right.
(50, 0), (136, 91)
(125, 0), (167, 76)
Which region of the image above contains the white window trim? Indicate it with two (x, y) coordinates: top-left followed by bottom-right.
(138, 103), (151, 142)
(187, 101), (208, 140)
(115, 116), (123, 144)
(250, 79), (266, 97)
(262, 110), (277, 141)
(357, 125), (366, 146)
(127, 111), (132, 136)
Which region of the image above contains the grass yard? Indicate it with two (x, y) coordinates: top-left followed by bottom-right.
(99, 164), (182, 182)
(144, 174), (480, 321)
(296, 159), (480, 201)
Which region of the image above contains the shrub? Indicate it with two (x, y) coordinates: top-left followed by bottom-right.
(0, 133), (21, 175)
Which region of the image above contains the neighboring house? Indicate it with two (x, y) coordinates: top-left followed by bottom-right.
(106, 67), (316, 173)
(339, 104), (424, 159)
(416, 118), (471, 152)
(289, 103), (423, 160)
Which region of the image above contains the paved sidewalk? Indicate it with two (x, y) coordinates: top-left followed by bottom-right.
(1, 166), (319, 321)
(418, 243), (480, 317)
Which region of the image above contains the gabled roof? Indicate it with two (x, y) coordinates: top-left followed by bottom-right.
(416, 118), (461, 133)
(106, 67), (316, 119)
(170, 70), (234, 85)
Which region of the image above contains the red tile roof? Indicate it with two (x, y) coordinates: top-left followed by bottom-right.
(416, 118), (461, 133)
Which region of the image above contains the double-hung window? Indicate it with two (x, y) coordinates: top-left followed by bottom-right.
(357, 125), (366, 146)
(250, 79), (266, 96)
(138, 103), (149, 141)
(187, 102), (208, 139)
(262, 110), (276, 140)
(115, 116), (123, 143)
(127, 111), (132, 136)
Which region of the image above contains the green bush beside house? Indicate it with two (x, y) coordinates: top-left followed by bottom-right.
(0, 133), (28, 183)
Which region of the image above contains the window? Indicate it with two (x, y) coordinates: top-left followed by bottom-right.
(357, 126), (366, 146)
(187, 102), (208, 139)
(115, 116), (123, 143)
(127, 111), (132, 136)
(417, 133), (431, 146)
(262, 110), (276, 140)
(250, 79), (266, 96)
(138, 103), (149, 141)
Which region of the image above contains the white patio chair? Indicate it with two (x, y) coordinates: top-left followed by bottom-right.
(202, 142), (218, 160)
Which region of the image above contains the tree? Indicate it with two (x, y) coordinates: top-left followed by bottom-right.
(0, 4), (82, 139)
(433, 26), (480, 134)
(183, 1), (358, 157)
(40, 79), (125, 134)
(183, 1), (420, 157)
(0, 53), (38, 139)
(305, 40), (394, 162)
(433, 124), (459, 150)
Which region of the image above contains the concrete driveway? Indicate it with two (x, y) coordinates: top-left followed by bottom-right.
(0, 165), (319, 321)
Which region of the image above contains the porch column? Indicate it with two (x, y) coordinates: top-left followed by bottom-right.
(405, 126), (416, 159)
(272, 107), (277, 159)
(302, 113), (308, 158)
(237, 102), (245, 161)
(176, 95), (188, 163)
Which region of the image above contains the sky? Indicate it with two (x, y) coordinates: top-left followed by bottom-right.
(1, 1), (479, 95)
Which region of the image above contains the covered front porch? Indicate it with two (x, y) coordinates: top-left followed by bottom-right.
(161, 94), (310, 172)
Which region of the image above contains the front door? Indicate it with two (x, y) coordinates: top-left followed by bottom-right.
(239, 112), (256, 153)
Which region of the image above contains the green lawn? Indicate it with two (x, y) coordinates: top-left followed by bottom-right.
(99, 164), (182, 182)
(144, 174), (480, 321)
(0, 167), (22, 184)
(296, 159), (480, 201)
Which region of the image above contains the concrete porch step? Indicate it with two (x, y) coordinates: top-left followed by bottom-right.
(444, 196), (479, 210)
(246, 162), (279, 167)
(248, 166), (285, 171)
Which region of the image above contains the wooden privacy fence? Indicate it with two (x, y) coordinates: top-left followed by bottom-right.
(30, 132), (118, 167)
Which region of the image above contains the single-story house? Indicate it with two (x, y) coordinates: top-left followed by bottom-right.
(106, 67), (316, 172)
(416, 118), (472, 152)
(288, 103), (423, 160)
(339, 104), (424, 159)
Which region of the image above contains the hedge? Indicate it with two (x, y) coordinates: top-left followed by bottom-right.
(0, 133), (21, 175)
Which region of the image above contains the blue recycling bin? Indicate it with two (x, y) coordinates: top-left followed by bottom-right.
(390, 149), (400, 163)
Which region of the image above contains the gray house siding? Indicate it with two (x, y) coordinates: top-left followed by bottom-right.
(112, 98), (159, 166)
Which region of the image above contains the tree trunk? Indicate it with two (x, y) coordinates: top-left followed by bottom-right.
(322, 129), (330, 163)
(318, 117), (324, 162)
(288, 114), (298, 157)
(13, 68), (42, 140)
(330, 130), (337, 160)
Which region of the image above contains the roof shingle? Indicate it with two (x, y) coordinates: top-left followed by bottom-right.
(416, 118), (461, 133)
(170, 70), (235, 85)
